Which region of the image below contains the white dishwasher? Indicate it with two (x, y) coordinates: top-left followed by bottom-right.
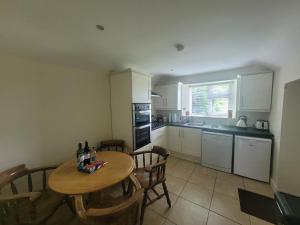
(234, 135), (272, 182)
(202, 132), (233, 173)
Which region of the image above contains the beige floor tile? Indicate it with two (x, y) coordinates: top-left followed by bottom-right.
(214, 179), (244, 200)
(193, 165), (218, 178)
(217, 172), (244, 186)
(176, 159), (196, 171)
(244, 179), (274, 198)
(188, 172), (216, 189)
(168, 156), (179, 166)
(46, 204), (83, 225)
(210, 192), (250, 225)
(250, 216), (274, 225)
(167, 197), (209, 225)
(163, 220), (177, 225)
(168, 166), (194, 180)
(144, 208), (166, 225)
(164, 174), (187, 195)
(180, 182), (213, 209)
(207, 211), (241, 225)
(149, 190), (178, 217)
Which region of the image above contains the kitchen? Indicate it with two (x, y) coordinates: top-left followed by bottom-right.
(109, 67), (274, 181)
(1, 1), (300, 225)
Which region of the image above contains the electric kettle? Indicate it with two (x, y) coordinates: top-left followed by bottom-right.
(236, 115), (248, 128)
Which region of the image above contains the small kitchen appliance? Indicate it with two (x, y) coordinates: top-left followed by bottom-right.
(255, 120), (269, 130)
(236, 115), (248, 128)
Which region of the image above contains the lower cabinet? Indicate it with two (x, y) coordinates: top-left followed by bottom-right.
(151, 126), (167, 149)
(167, 126), (202, 158)
(167, 126), (181, 152)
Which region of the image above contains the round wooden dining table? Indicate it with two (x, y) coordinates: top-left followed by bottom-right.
(48, 151), (134, 195)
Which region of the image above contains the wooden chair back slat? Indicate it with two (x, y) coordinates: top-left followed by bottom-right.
(10, 182), (18, 194)
(142, 153), (146, 168)
(28, 173), (33, 192)
(98, 140), (125, 152)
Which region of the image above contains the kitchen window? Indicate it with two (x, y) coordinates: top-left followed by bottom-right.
(189, 80), (236, 118)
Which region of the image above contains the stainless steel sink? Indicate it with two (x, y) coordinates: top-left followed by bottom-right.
(184, 122), (205, 127)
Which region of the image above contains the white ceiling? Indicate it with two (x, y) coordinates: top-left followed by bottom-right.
(0, 0), (300, 76)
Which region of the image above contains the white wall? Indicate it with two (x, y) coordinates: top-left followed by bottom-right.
(0, 53), (112, 171)
(269, 53), (300, 195)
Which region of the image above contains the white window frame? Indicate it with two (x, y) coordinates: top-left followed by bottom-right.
(188, 80), (237, 118)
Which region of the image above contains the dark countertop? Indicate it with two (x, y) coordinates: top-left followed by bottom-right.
(151, 122), (168, 131)
(153, 122), (273, 139)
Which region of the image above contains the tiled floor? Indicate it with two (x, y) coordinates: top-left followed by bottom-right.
(47, 156), (274, 225)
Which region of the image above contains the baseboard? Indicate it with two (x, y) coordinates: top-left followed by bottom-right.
(270, 178), (278, 192)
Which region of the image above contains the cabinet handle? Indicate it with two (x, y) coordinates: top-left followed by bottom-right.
(182, 130), (184, 138)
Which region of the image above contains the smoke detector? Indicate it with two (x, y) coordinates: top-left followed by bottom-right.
(174, 43), (184, 51)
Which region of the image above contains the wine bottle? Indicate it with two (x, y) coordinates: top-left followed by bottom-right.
(83, 141), (90, 165)
(91, 147), (97, 162)
(76, 143), (84, 169)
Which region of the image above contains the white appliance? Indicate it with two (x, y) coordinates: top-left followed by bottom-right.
(202, 132), (233, 173)
(234, 135), (272, 182)
(236, 115), (248, 128)
(255, 120), (269, 130)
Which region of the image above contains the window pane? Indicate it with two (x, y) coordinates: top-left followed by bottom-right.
(191, 86), (209, 115)
(190, 81), (234, 118)
(212, 98), (228, 116)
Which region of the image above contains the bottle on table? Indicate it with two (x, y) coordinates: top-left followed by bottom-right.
(91, 147), (97, 162)
(76, 143), (84, 169)
(83, 141), (90, 165)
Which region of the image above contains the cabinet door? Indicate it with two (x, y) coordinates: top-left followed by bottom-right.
(151, 127), (167, 149)
(132, 72), (151, 103)
(153, 84), (181, 110)
(167, 126), (181, 152)
(181, 128), (202, 158)
(238, 73), (273, 112)
(153, 86), (165, 109)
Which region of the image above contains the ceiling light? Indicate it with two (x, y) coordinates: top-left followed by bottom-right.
(96, 25), (104, 31)
(174, 43), (184, 51)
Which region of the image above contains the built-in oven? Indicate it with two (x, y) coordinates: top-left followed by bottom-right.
(132, 103), (151, 150)
(133, 124), (151, 150)
(132, 103), (151, 127)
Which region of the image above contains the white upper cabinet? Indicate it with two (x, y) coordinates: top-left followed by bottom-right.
(153, 83), (182, 110)
(132, 71), (151, 103)
(238, 72), (273, 112)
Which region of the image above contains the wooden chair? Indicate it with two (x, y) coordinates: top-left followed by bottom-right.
(131, 146), (171, 225)
(0, 164), (72, 225)
(97, 139), (127, 195)
(74, 174), (143, 225)
(98, 140), (125, 152)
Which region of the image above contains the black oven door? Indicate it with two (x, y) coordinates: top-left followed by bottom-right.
(133, 110), (151, 127)
(133, 124), (151, 150)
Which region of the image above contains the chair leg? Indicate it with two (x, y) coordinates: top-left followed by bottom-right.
(162, 181), (171, 208)
(140, 189), (148, 225)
